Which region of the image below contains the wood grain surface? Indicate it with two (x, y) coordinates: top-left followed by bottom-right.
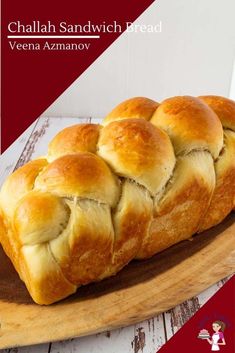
(0, 117), (234, 353)
(0, 212), (234, 349)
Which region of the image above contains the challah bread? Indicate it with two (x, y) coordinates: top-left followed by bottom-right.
(0, 95), (234, 305)
(197, 96), (235, 230)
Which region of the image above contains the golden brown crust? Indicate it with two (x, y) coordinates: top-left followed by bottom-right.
(14, 191), (70, 246)
(1, 206), (76, 305)
(197, 96), (235, 230)
(0, 94), (234, 305)
(103, 97), (159, 125)
(111, 180), (153, 273)
(50, 199), (114, 285)
(137, 151), (215, 257)
(0, 158), (48, 219)
(98, 118), (175, 194)
(199, 95), (235, 131)
(20, 244), (76, 305)
(151, 96), (223, 158)
(35, 153), (120, 207)
(48, 124), (101, 162)
(0, 210), (21, 277)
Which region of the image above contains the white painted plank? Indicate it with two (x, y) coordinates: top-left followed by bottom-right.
(164, 298), (200, 338)
(197, 276), (230, 306)
(0, 121), (38, 186)
(14, 117), (91, 168)
(0, 117), (91, 187)
(27, 117), (92, 161)
(1, 343), (49, 353)
(50, 315), (166, 353)
(164, 277), (230, 339)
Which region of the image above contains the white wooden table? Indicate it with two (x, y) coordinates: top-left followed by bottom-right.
(0, 116), (229, 353)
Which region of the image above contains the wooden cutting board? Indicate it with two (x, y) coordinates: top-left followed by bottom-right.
(0, 213), (234, 349)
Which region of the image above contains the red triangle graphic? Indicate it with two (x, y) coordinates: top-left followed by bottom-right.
(1, 0), (154, 152)
(158, 276), (235, 353)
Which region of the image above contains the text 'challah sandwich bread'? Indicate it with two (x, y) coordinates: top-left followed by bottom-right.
(0, 95), (234, 305)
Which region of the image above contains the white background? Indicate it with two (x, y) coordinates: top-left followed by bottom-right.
(43, 0), (235, 118)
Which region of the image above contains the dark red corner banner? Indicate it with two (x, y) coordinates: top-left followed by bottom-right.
(158, 275), (235, 353)
(1, 0), (154, 152)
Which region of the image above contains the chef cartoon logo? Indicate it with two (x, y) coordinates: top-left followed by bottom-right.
(198, 320), (226, 351)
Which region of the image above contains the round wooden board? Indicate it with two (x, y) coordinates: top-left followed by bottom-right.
(0, 213), (234, 349)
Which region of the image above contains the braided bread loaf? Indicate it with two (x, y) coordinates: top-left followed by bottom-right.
(0, 95), (234, 305)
